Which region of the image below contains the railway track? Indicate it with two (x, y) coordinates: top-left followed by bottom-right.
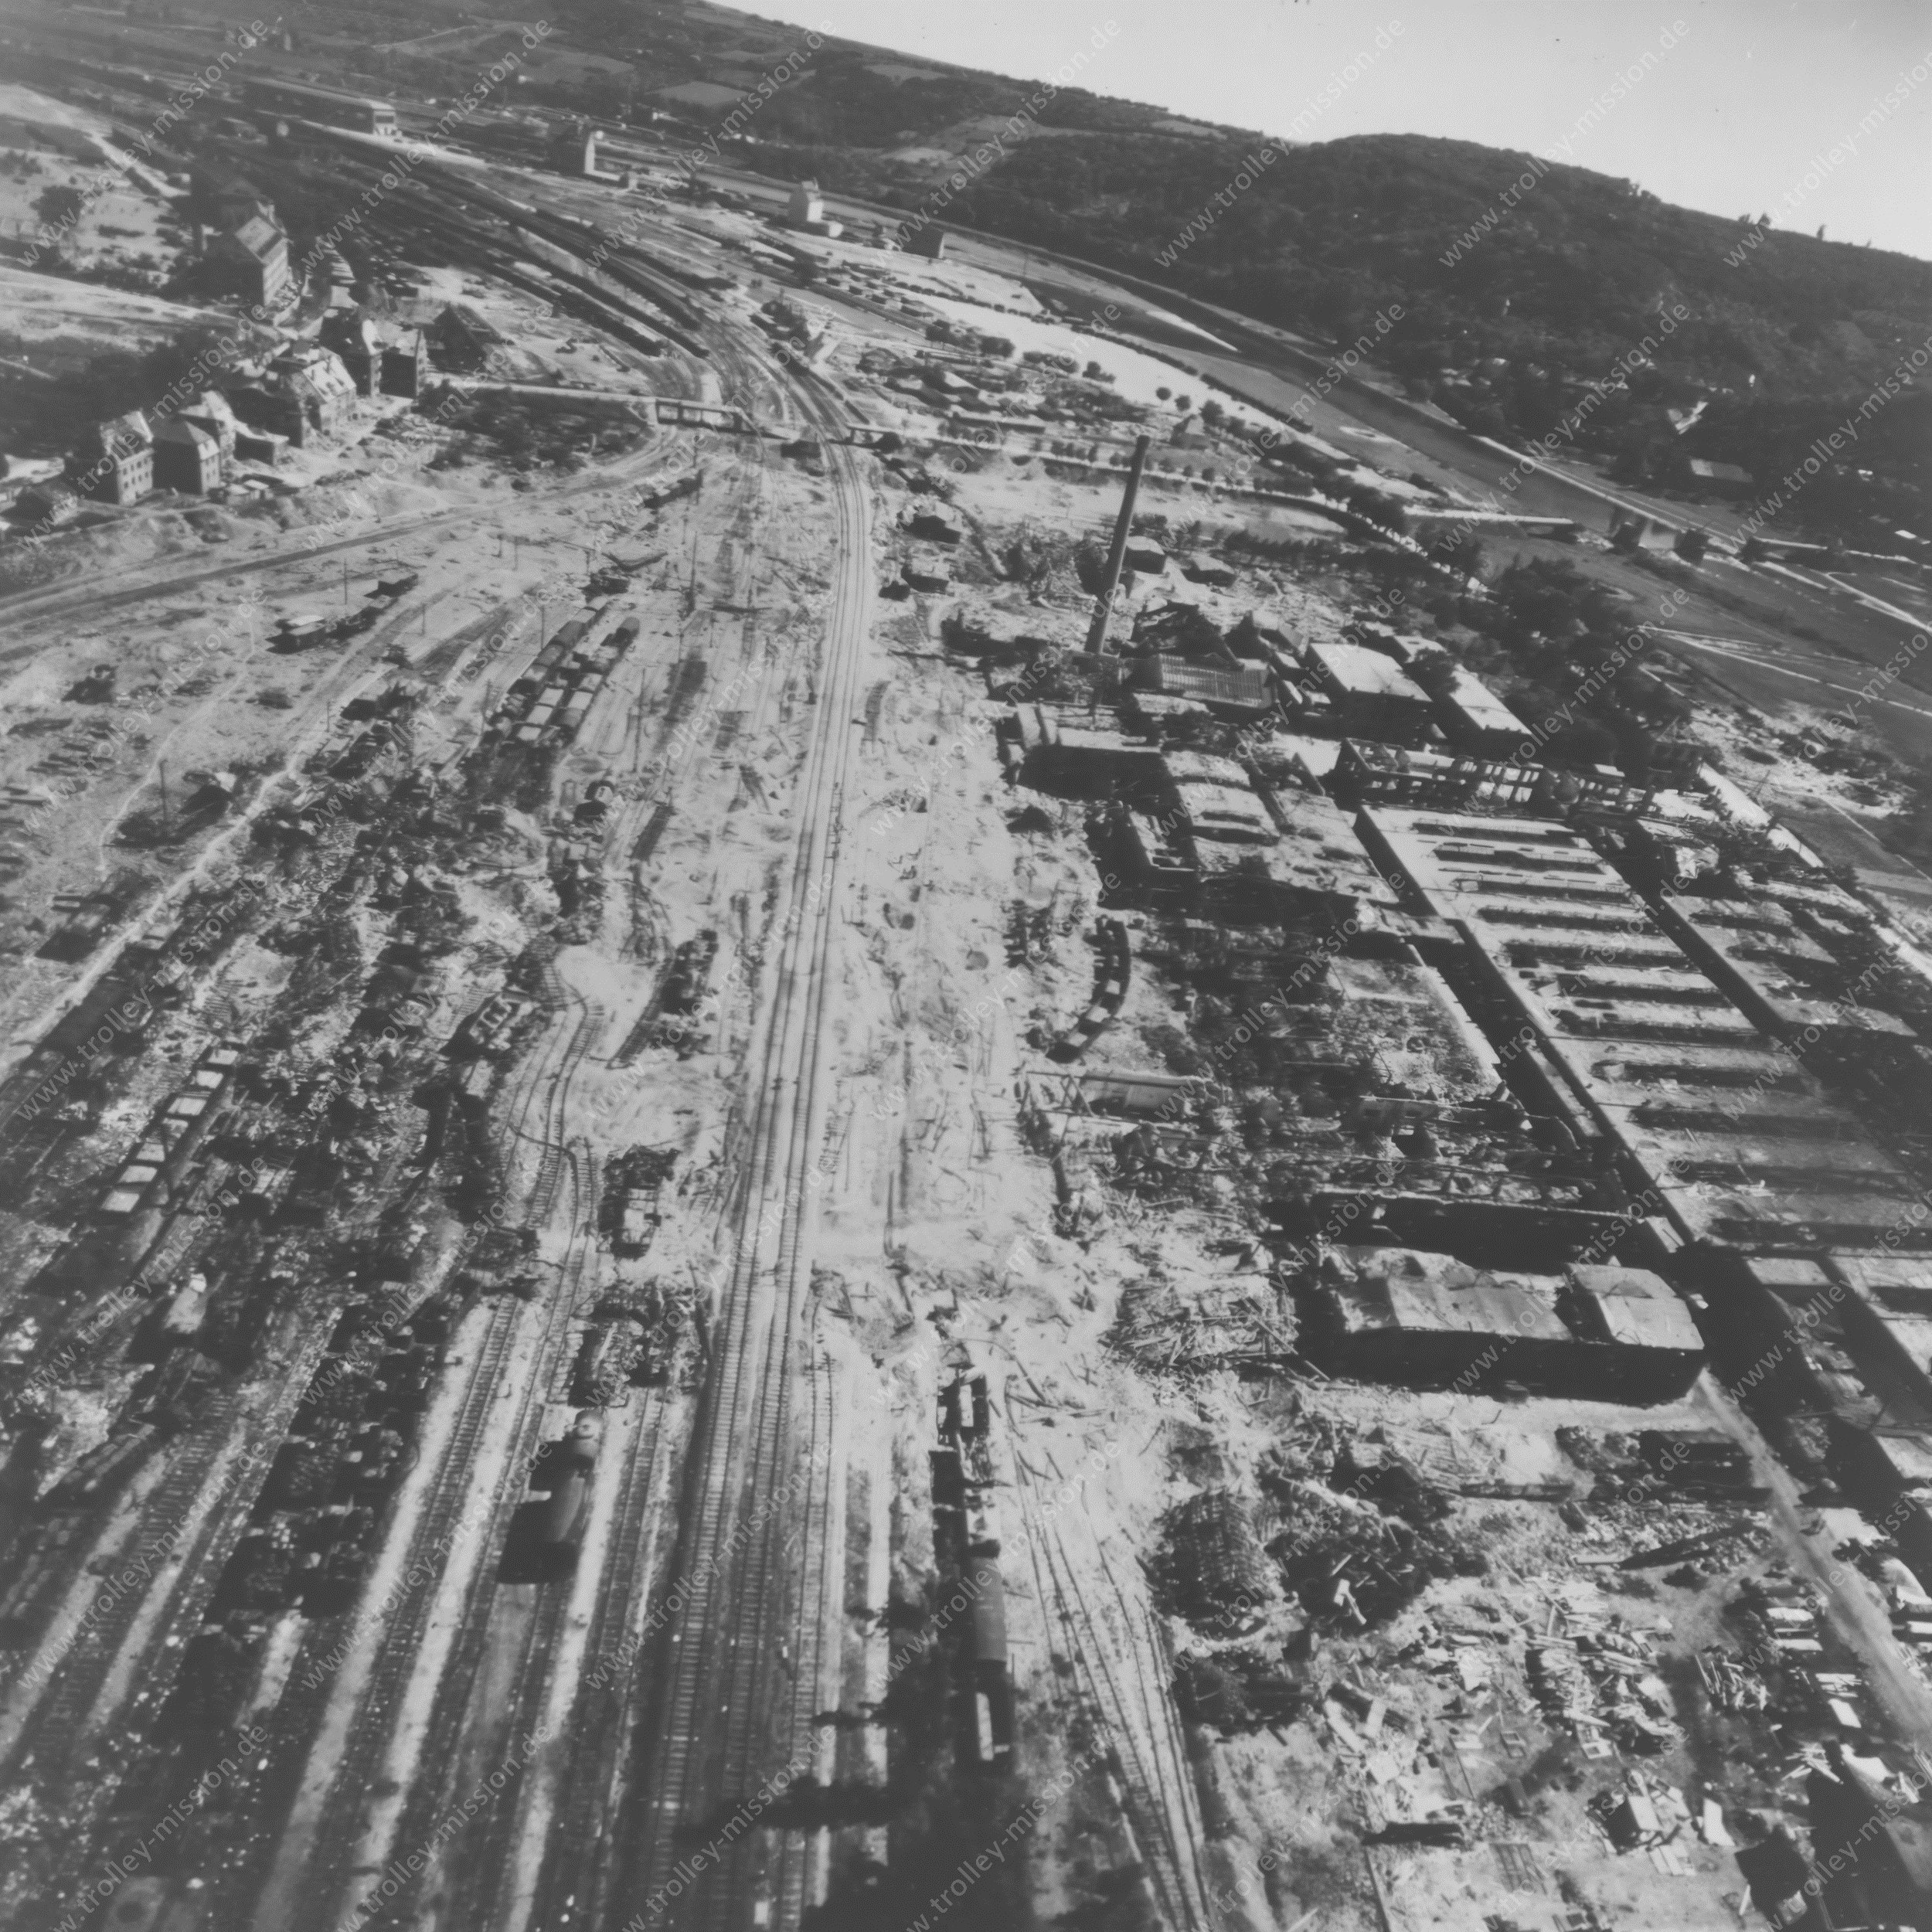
(526, 1005), (607, 1226)
(15, 164), (862, 1932)
(257, 978), (604, 1932)
(522, 1383), (670, 1932)
(254, 453), (633, 1928)
(1009, 1432), (1210, 1932)
(398, 1154), (604, 1932)
(294, 1141), (597, 1932)
(619, 363), (874, 1930)
(238, 1282), (523, 1932)
(774, 1317), (840, 1924)
(1, 1385), (249, 1781)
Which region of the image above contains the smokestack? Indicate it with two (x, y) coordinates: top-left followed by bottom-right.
(1085, 433), (1151, 655)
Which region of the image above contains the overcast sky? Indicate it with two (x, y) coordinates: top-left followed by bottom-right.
(750, 0), (1932, 260)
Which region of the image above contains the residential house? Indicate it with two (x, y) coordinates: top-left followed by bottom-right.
(68, 412), (153, 504)
(380, 330), (425, 400)
(321, 313), (382, 396)
(785, 179), (842, 237)
(208, 210), (291, 309)
(550, 121), (598, 175)
(229, 346), (356, 447)
(274, 345), (356, 442)
(177, 389), (240, 464)
(151, 418), (223, 494)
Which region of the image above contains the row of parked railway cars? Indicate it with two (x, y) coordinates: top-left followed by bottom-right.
(930, 1364), (1015, 1775)
(97, 1039), (246, 1223)
(491, 606), (641, 750)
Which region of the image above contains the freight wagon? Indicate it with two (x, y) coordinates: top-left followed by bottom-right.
(535, 1410), (602, 1571)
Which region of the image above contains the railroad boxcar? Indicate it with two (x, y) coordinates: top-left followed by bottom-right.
(48, 1424), (163, 1508)
(611, 1177), (664, 1257)
(659, 930), (718, 1016)
(512, 641), (570, 698)
(961, 1554), (1015, 1773)
(158, 1270), (210, 1343)
(930, 1444), (965, 1509)
(536, 1410), (603, 1565)
(573, 1313), (646, 1406)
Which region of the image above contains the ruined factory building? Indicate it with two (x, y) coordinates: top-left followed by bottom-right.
(1654, 887), (1921, 1058)
(1358, 807), (1926, 1257)
(1430, 664), (1526, 760)
(1302, 1247), (1703, 1399)
(1560, 1263), (1707, 1399)
(1301, 641), (1434, 746)
(1138, 657), (1276, 722)
(1329, 739), (1655, 816)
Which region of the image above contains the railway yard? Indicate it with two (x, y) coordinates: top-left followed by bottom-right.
(4, 16), (1932, 1932)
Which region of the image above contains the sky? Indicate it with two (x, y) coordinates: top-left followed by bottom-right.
(745, 0), (1932, 261)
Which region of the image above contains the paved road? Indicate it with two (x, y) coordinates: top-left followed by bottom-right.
(1698, 1375), (1932, 1746)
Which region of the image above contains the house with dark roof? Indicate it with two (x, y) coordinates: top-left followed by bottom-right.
(380, 330), (425, 400)
(152, 418), (223, 495)
(550, 121), (599, 176)
(177, 389), (240, 463)
(321, 313), (383, 397)
(67, 412), (153, 504)
(208, 210), (291, 308)
(189, 163), (276, 233)
(275, 346), (355, 442)
(228, 346), (357, 447)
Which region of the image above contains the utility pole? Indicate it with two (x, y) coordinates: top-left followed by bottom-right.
(1085, 433), (1151, 656)
(158, 760), (170, 840)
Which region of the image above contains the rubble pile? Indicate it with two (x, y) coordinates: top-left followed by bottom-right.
(1529, 1604), (1680, 1757)
(1172, 1646), (1303, 1732)
(1263, 1465), (1485, 1629)
(1152, 1488), (1278, 1637)
(1107, 1266), (1294, 1376)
